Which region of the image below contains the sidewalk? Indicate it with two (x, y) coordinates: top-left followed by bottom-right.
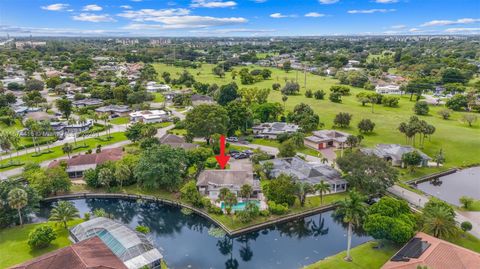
(388, 184), (480, 238)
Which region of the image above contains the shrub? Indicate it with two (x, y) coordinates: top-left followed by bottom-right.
(83, 212), (91, 221)
(268, 201), (289, 215)
(260, 210), (270, 217)
(459, 196), (474, 209)
(461, 221), (472, 232)
(28, 226), (57, 249)
(382, 96), (399, 107)
(330, 85), (350, 96)
(414, 101), (429, 115)
(180, 181), (204, 207)
(305, 90), (313, 98)
(314, 90), (325, 100)
(329, 92), (342, 103)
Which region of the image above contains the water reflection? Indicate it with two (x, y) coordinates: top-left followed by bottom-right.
(37, 198), (371, 269)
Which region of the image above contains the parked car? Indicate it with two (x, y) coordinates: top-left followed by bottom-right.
(226, 137), (239, 142)
(244, 150), (254, 155)
(234, 153), (249, 159)
(253, 134), (266, 139)
(110, 114), (119, 118)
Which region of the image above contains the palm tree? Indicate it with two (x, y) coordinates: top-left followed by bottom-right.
(68, 118), (78, 145)
(100, 113), (110, 138)
(294, 182), (315, 207)
(335, 190), (367, 262)
(8, 131), (20, 158)
(0, 131), (11, 162)
(62, 142), (73, 158)
(25, 119), (41, 153)
(315, 180), (331, 205)
(8, 188), (28, 227)
(78, 116), (88, 146)
(282, 95), (288, 111)
(40, 120), (53, 151)
(49, 201), (80, 229)
(239, 184), (253, 203)
(422, 206), (458, 240)
(114, 162), (131, 188)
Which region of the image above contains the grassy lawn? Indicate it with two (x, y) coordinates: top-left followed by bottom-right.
(0, 219), (84, 269)
(0, 132), (128, 172)
(154, 62), (480, 177)
(304, 241), (400, 269)
(153, 92), (165, 103)
(110, 117), (130, 125)
(168, 128), (188, 136)
(450, 232), (480, 253)
(458, 200), (480, 212)
(0, 119), (23, 132)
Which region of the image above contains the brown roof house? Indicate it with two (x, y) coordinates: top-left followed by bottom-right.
(304, 130), (350, 150)
(9, 236), (127, 269)
(382, 232), (480, 269)
(48, 148), (124, 178)
(159, 134), (199, 150)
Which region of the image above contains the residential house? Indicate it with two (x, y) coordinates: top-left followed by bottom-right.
(159, 134), (199, 150)
(360, 144), (431, 167)
(191, 94), (215, 106)
(375, 84), (404, 95)
(70, 217), (163, 269)
(252, 122), (299, 139)
(72, 98), (104, 107)
(129, 110), (170, 124)
(262, 156), (347, 193)
(9, 237), (127, 269)
(95, 105), (132, 116)
(146, 81), (171, 92)
(48, 148), (124, 178)
(23, 111), (55, 122)
(304, 130), (350, 150)
(382, 232), (480, 269)
(197, 170), (261, 200)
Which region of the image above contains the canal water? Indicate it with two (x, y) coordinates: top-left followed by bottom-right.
(416, 167), (480, 206)
(37, 198), (371, 269)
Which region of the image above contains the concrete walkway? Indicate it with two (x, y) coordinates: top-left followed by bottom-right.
(388, 184), (480, 238)
(0, 124), (174, 179)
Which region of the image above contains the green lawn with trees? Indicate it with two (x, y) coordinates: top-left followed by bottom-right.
(153, 62), (480, 179)
(0, 219), (84, 268)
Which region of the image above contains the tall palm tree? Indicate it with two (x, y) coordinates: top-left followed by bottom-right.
(335, 190), (367, 262)
(9, 131), (21, 158)
(77, 116), (88, 146)
(315, 180), (331, 205)
(422, 206), (458, 240)
(0, 131), (10, 162)
(100, 113), (110, 138)
(25, 119), (41, 153)
(68, 118), (78, 145)
(114, 162), (131, 188)
(239, 184), (253, 203)
(40, 120), (53, 151)
(62, 142), (73, 159)
(49, 201), (80, 229)
(8, 188), (28, 227)
(294, 182), (315, 207)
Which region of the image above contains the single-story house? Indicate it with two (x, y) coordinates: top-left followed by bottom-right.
(23, 111), (55, 122)
(9, 236), (127, 269)
(304, 130), (350, 150)
(197, 170), (261, 200)
(20, 120), (92, 138)
(382, 232), (480, 269)
(13, 106), (41, 116)
(360, 144), (431, 167)
(95, 105), (131, 116)
(252, 122), (299, 139)
(375, 84), (403, 95)
(159, 134), (199, 150)
(72, 98), (104, 107)
(48, 148), (124, 178)
(191, 94), (215, 106)
(146, 81), (171, 92)
(70, 217), (163, 269)
(262, 156), (347, 193)
(130, 110), (170, 124)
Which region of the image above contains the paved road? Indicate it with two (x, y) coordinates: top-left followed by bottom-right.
(0, 124), (174, 179)
(389, 184), (480, 238)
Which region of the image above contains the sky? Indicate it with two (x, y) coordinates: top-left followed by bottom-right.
(0, 0), (479, 37)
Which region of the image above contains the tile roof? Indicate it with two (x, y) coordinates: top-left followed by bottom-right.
(382, 232), (480, 269)
(9, 236), (127, 269)
(48, 148), (124, 169)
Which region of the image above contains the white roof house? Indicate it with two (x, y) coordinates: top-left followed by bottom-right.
(146, 81), (171, 92)
(376, 84), (403, 95)
(129, 110), (170, 124)
(252, 122), (300, 139)
(70, 217), (162, 269)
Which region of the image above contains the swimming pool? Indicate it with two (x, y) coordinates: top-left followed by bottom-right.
(220, 200), (261, 211)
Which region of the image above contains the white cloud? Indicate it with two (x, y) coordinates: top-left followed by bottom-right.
(270, 13), (296, 18)
(72, 13), (116, 22)
(83, 4), (103, 11)
(0, 25), (129, 36)
(191, 0), (237, 8)
(118, 8), (191, 21)
(41, 3), (70, 11)
(409, 28), (421, 32)
(123, 14), (247, 29)
(318, 0), (339, 4)
(120, 5), (132, 9)
(421, 18), (480, 27)
(391, 24), (406, 29)
(445, 27), (480, 33)
(348, 9), (396, 14)
(375, 0), (398, 3)
(190, 28), (274, 34)
(305, 12), (325, 18)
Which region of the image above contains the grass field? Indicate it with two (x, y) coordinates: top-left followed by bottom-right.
(303, 241), (400, 269)
(0, 132), (128, 171)
(0, 219), (84, 269)
(110, 116), (129, 125)
(153, 63), (480, 173)
(153, 92), (165, 103)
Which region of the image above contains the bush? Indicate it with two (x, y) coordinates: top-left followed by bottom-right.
(329, 92), (342, 103)
(260, 210), (270, 217)
(382, 96), (399, 107)
(414, 101), (429, 115)
(180, 181), (204, 207)
(330, 85), (350, 96)
(314, 90), (325, 100)
(83, 212), (91, 221)
(268, 201), (289, 215)
(305, 90), (313, 98)
(28, 225), (57, 249)
(461, 221), (472, 232)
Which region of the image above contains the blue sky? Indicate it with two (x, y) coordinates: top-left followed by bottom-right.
(0, 0), (479, 36)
